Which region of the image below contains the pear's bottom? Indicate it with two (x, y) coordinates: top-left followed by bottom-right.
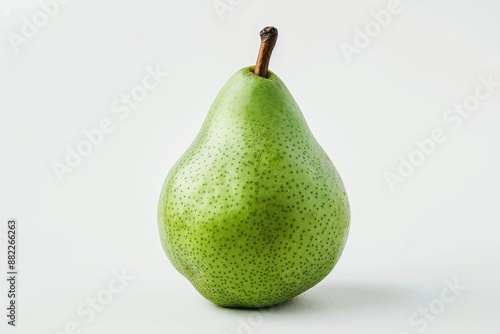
(181, 259), (339, 309)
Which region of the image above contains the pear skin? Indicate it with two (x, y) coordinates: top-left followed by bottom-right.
(158, 27), (350, 308)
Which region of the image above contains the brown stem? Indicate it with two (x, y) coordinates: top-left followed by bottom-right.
(254, 26), (278, 78)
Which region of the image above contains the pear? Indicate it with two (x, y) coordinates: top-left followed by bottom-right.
(158, 27), (350, 308)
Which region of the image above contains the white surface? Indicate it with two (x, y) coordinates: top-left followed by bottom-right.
(1, 0), (500, 333)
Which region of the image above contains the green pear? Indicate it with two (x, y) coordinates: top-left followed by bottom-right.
(158, 27), (350, 308)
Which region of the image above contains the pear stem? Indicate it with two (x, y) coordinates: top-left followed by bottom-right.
(254, 26), (278, 78)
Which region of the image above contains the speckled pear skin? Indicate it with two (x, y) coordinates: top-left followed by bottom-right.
(158, 66), (350, 308)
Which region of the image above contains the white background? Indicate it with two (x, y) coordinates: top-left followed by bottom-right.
(1, 0), (500, 333)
